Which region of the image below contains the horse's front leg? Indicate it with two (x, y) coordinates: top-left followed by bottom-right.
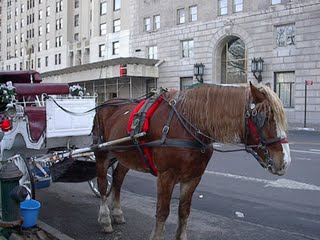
(175, 176), (202, 240)
(96, 152), (113, 232)
(111, 163), (129, 224)
(150, 170), (176, 240)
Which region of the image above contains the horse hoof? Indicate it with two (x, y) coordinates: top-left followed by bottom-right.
(112, 215), (126, 224)
(102, 225), (114, 233)
(112, 208), (126, 224)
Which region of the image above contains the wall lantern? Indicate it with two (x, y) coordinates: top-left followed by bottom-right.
(251, 57), (264, 83)
(194, 63), (205, 83)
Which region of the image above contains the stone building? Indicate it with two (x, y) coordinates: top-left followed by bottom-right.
(0, 0), (319, 126)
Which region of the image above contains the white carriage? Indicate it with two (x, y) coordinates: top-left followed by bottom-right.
(0, 70), (113, 198)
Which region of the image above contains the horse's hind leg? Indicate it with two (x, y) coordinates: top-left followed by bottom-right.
(111, 163), (129, 224)
(150, 170), (176, 240)
(175, 176), (202, 240)
(96, 152), (113, 232)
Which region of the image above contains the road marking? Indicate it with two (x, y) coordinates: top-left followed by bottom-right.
(205, 170), (320, 191)
(295, 157), (312, 161)
(310, 149), (320, 152)
(291, 149), (320, 155)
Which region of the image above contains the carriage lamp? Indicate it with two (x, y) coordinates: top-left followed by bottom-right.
(194, 63), (205, 83)
(251, 57), (264, 83)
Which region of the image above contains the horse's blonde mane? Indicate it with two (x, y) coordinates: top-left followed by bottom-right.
(178, 83), (288, 143)
(179, 84), (248, 143)
(255, 84), (288, 138)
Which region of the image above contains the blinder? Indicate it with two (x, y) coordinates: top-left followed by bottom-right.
(245, 102), (285, 170)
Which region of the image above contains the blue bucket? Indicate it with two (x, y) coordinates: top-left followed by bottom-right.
(20, 199), (41, 228)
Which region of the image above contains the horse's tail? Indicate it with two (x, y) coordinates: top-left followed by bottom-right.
(92, 109), (103, 145)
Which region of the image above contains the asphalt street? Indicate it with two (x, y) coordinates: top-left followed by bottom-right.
(36, 130), (320, 240)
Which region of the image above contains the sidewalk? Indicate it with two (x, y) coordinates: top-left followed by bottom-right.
(0, 221), (74, 240)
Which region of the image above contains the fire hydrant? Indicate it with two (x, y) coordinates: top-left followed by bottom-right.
(0, 161), (28, 226)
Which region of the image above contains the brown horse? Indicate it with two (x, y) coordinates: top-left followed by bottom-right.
(92, 82), (291, 240)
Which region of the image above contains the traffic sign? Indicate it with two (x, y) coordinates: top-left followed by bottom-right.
(305, 80), (313, 85)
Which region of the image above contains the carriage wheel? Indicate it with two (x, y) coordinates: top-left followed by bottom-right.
(88, 159), (118, 197)
(12, 154), (35, 199)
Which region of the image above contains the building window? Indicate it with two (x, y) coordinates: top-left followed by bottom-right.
(38, 26), (42, 36)
(177, 8), (185, 24)
(56, 18), (63, 30)
(20, 33), (24, 42)
(21, 19), (24, 28)
(39, 0), (43, 4)
(180, 77), (193, 90)
(100, 2), (107, 15)
(75, 0), (79, 8)
(38, 42), (42, 51)
(221, 37), (247, 84)
(46, 40), (50, 50)
(233, 0), (243, 13)
(100, 23), (107, 35)
(39, 9), (42, 19)
(182, 39), (193, 58)
(148, 46), (158, 59)
(55, 36), (62, 47)
(153, 15), (160, 30)
(276, 24), (295, 47)
(275, 72), (295, 108)
(56, 0), (63, 12)
(55, 53), (61, 65)
(45, 56), (48, 66)
(114, 0), (120, 11)
(74, 14), (79, 27)
(46, 6), (50, 16)
(21, 4), (25, 13)
(144, 17), (151, 31)
(189, 6), (197, 22)
(112, 41), (119, 55)
(99, 44), (105, 57)
(46, 23), (50, 33)
(113, 19), (120, 32)
(219, 0), (228, 15)
(37, 58), (41, 68)
(272, 0), (281, 4)
(74, 33), (79, 41)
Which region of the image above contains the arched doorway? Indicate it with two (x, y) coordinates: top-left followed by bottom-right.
(221, 37), (247, 84)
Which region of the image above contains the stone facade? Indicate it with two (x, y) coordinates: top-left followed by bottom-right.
(130, 0), (320, 126)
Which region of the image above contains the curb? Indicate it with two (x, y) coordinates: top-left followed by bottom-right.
(37, 221), (75, 240)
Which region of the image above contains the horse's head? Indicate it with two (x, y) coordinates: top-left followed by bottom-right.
(246, 83), (291, 176)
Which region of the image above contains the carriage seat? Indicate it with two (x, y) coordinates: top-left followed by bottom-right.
(15, 83), (70, 97)
(24, 106), (46, 141)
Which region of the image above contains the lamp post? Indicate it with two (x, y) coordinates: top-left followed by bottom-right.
(251, 57), (264, 83)
(194, 63), (205, 83)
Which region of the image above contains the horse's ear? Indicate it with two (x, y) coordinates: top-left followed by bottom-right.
(250, 82), (266, 103)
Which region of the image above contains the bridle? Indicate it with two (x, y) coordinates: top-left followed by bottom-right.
(245, 101), (288, 170)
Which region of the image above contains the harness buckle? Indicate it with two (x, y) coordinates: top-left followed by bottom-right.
(162, 125), (170, 134)
(169, 99), (176, 106)
(251, 108), (257, 116)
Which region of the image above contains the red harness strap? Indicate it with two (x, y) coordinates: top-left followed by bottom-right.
(127, 97), (163, 176)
